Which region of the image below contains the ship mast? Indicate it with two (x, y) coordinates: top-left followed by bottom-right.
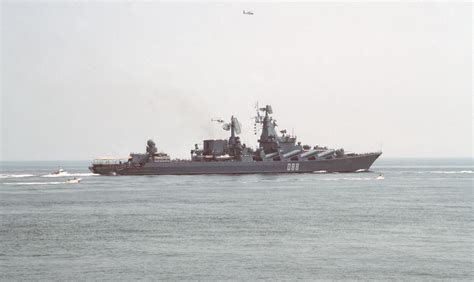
(255, 105), (279, 154)
(213, 115), (243, 159)
(229, 115), (236, 149)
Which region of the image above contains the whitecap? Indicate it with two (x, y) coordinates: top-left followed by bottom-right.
(3, 181), (64, 185)
(42, 172), (98, 178)
(321, 177), (373, 181)
(427, 170), (473, 174)
(0, 174), (35, 179)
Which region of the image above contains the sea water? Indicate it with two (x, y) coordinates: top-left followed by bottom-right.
(0, 159), (472, 280)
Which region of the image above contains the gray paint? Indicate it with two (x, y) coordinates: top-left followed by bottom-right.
(90, 153), (381, 175)
(89, 104), (382, 175)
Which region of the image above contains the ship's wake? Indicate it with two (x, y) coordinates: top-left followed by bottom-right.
(41, 172), (98, 178)
(0, 172), (98, 180)
(3, 181), (64, 185)
(321, 177), (375, 181)
(0, 174), (35, 179)
(413, 170), (473, 174)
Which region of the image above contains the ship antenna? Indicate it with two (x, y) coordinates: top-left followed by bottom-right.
(253, 101), (263, 135)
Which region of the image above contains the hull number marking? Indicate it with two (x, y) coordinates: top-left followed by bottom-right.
(287, 163), (300, 171)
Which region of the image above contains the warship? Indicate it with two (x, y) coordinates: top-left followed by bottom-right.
(89, 105), (381, 175)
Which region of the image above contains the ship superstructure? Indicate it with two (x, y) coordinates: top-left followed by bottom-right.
(90, 105), (381, 175)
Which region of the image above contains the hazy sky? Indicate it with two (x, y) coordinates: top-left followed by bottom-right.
(1, 1), (472, 160)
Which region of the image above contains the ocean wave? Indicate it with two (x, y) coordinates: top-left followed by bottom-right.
(312, 170), (369, 174)
(322, 177), (374, 181)
(0, 174), (35, 179)
(3, 181), (64, 185)
(417, 170), (473, 174)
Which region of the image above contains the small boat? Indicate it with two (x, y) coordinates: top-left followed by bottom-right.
(51, 167), (65, 175)
(66, 177), (81, 184)
(376, 173), (385, 180)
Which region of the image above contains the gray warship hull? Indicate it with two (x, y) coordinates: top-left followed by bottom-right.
(90, 104), (383, 176)
(90, 152), (381, 176)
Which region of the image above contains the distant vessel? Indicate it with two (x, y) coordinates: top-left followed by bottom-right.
(90, 104), (382, 175)
(66, 177), (81, 184)
(51, 167), (65, 175)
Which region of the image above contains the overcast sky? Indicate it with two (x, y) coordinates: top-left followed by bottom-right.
(1, 1), (472, 160)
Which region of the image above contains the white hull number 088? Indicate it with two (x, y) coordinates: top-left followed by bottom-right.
(287, 163), (300, 171)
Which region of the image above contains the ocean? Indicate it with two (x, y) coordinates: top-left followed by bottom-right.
(1, 159), (472, 280)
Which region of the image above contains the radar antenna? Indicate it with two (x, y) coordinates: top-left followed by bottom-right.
(232, 116), (241, 135)
(253, 102), (264, 135)
(213, 116), (241, 135)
